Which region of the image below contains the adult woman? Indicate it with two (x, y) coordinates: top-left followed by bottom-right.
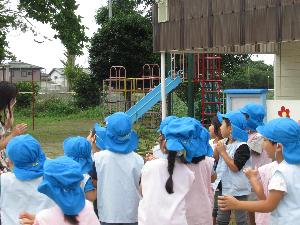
(0, 81), (27, 172)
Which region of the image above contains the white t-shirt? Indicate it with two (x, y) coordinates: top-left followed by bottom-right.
(94, 150), (144, 223)
(268, 161), (300, 225)
(268, 172), (287, 193)
(138, 158), (195, 225)
(0, 173), (55, 225)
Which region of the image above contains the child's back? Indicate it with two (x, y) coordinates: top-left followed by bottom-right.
(185, 157), (214, 225)
(1, 172), (54, 225)
(138, 158), (194, 225)
(2, 135), (54, 225)
(94, 150), (143, 223)
(34, 200), (99, 225)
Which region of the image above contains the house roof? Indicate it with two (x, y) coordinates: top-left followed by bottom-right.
(0, 61), (43, 69)
(48, 68), (91, 76)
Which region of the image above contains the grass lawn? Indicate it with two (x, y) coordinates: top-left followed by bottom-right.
(14, 113), (157, 158)
(15, 116), (96, 158)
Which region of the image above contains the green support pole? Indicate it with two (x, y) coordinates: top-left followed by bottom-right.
(166, 53), (172, 115)
(188, 54), (195, 117)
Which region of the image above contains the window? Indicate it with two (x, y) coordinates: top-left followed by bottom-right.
(157, 0), (169, 23)
(27, 71), (32, 75)
(21, 71), (27, 77)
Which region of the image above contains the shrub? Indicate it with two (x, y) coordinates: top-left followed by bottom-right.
(16, 81), (40, 108)
(73, 71), (100, 108)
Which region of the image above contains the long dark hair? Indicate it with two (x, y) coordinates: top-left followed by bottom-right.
(0, 81), (17, 124)
(64, 214), (79, 225)
(165, 151), (177, 194)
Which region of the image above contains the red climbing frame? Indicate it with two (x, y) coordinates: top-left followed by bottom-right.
(194, 53), (222, 125)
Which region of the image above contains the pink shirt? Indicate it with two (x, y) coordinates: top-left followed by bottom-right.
(185, 157), (214, 225)
(139, 158), (195, 225)
(33, 200), (100, 225)
(255, 161), (279, 225)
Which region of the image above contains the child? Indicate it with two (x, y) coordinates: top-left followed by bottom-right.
(1, 134), (54, 225)
(213, 111), (251, 225)
(240, 103), (272, 224)
(240, 103), (271, 168)
(138, 117), (214, 225)
(93, 112), (144, 225)
(209, 113), (223, 150)
(0, 81), (27, 172)
(218, 117), (300, 225)
(209, 113), (223, 225)
(146, 115), (177, 161)
(243, 137), (283, 225)
(20, 156), (100, 225)
(185, 118), (216, 225)
(64, 136), (96, 202)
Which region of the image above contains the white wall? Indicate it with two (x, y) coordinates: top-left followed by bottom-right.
(50, 70), (68, 88)
(267, 100), (300, 123)
(274, 41), (300, 100)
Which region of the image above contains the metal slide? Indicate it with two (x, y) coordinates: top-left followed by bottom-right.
(126, 74), (182, 123)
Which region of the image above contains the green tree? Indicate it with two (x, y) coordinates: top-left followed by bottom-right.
(19, 0), (87, 56)
(19, 0), (88, 88)
(0, 0), (26, 62)
(223, 60), (274, 89)
(89, 0), (158, 83)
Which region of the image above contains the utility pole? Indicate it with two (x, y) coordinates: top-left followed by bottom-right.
(108, 0), (112, 18)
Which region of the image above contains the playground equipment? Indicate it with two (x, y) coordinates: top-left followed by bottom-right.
(103, 53), (223, 126)
(126, 71), (182, 123)
(194, 53), (222, 125)
(103, 64), (162, 127)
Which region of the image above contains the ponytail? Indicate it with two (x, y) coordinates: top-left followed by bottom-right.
(64, 214), (79, 225)
(165, 151), (177, 194)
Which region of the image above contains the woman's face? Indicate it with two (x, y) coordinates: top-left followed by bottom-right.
(220, 120), (231, 138)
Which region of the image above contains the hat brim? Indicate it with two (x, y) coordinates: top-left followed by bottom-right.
(98, 129), (138, 153)
(38, 180), (85, 215)
(256, 125), (277, 143)
(13, 165), (44, 181)
(282, 142), (300, 164)
(231, 125), (248, 142)
(94, 123), (106, 150)
(246, 119), (264, 131)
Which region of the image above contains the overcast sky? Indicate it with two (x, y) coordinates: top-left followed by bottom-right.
(6, 0), (274, 73)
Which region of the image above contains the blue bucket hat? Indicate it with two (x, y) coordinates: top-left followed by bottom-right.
(6, 134), (46, 181)
(63, 136), (93, 174)
(240, 103), (266, 131)
(38, 156), (85, 216)
(158, 116), (178, 133)
(97, 112), (138, 154)
(94, 123), (105, 150)
(257, 117), (300, 164)
(222, 111), (248, 142)
(162, 117), (213, 162)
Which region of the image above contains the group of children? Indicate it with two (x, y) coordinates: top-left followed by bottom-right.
(0, 86), (299, 225)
